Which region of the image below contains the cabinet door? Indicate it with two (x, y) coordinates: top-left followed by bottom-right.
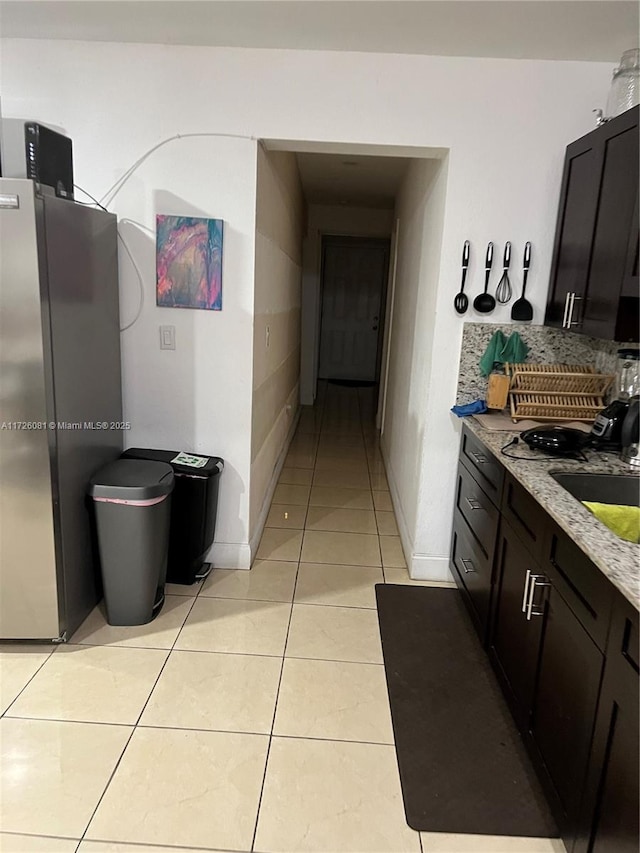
(582, 109), (639, 340)
(575, 598), (639, 853)
(489, 520), (544, 729)
(545, 133), (602, 328)
(530, 585), (604, 840)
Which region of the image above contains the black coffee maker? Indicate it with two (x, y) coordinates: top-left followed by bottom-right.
(591, 350), (640, 447)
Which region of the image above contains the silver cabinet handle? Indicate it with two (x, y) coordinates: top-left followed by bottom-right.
(569, 294), (583, 328)
(470, 451), (486, 465)
(567, 292), (575, 328)
(461, 558), (476, 574)
(521, 569), (532, 612)
(465, 497), (482, 510)
(526, 575), (550, 620)
(564, 291), (584, 329)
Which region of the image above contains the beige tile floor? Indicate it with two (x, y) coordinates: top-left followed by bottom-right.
(0, 384), (564, 853)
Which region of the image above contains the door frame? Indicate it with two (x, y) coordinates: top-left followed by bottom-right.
(317, 234), (391, 383)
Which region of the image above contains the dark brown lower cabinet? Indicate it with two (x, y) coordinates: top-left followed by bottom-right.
(489, 520), (544, 730)
(574, 598), (639, 853)
(489, 521), (611, 850)
(530, 585), (604, 845)
(452, 427), (639, 853)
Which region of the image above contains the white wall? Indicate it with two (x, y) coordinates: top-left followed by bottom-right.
(381, 158), (450, 579)
(250, 147), (304, 551)
(0, 38), (612, 572)
(301, 204), (394, 404)
(87, 135), (258, 569)
(112, 139), (259, 569)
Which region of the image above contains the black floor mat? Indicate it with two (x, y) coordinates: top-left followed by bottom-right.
(376, 584), (559, 837)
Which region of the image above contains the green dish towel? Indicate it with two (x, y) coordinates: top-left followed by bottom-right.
(479, 331), (529, 377)
(583, 501), (640, 544)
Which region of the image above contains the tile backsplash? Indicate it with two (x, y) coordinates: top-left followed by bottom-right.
(455, 323), (636, 405)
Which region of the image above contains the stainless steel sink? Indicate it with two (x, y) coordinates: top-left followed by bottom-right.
(551, 473), (640, 507)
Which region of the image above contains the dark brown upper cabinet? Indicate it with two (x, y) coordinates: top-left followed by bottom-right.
(545, 106), (639, 342)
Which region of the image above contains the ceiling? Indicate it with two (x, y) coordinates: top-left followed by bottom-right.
(0, 1), (637, 62)
(295, 152), (409, 208)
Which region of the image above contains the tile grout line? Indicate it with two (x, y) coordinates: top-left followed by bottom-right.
(1, 830), (231, 853)
(250, 504), (309, 850)
(83, 832), (241, 853)
(1, 644), (58, 719)
(1, 831), (236, 853)
(9, 643), (387, 665)
(73, 590), (202, 851)
(250, 413), (312, 853)
(127, 727), (393, 747)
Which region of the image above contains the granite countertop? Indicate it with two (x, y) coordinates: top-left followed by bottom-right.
(464, 418), (640, 610)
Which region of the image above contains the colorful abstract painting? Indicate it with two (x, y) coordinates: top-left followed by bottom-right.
(156, 215), (223, 310)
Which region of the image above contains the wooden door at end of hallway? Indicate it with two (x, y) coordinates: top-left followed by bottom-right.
(318, 237), (390, 382)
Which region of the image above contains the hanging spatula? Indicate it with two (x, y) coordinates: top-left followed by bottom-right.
(511, 242), (533, 321)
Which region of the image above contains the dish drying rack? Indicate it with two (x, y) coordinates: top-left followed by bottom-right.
(504, 363), (614, 422)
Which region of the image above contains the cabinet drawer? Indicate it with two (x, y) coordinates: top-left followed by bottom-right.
(543, 524), (614, 651)
(450, 509), (492, 631)
(501, 474), (548, 563)
(460, 428), (504, 506)
(456, 462), (499, 564)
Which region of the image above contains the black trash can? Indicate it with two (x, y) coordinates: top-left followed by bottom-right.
(88, 459), (174, 626)
(121, 448), (224, 584)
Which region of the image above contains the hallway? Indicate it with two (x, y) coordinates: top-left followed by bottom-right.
(0, 384), (561, 853)
(258, 380), (416, 584)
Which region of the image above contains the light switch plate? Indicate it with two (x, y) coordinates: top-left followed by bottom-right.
(160, 325), (176, 350)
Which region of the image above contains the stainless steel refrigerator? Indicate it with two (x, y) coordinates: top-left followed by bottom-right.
(0, 178), (123, 641)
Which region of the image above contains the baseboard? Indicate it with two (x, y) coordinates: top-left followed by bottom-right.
(380, 438), (455, 584)
(248, 405), (302, 561)
(206, 541), (253, 570)
(379, 441), (413, 565)
(409, 554), (456, 584)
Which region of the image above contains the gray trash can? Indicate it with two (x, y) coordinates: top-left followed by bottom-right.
(88, 459), (174, 626)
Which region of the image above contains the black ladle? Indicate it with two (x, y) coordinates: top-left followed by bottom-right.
(511, 242), (533, 321)
(473, 242), (495, 313)
(454, 240), (470, 314)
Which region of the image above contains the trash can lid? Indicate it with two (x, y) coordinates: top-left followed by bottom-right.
(88, 459), (174, 501)
(122, 448), (224, 477)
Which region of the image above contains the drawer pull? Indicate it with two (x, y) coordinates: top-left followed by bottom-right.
(461, 558), (476, 574)
(470, 451), (487, 465)
(526, 574), (550, 621)
(521, 569), (532, 613)
(465, 497), (483, 510)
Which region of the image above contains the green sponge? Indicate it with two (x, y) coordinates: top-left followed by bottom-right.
(583, 501), (640, 544)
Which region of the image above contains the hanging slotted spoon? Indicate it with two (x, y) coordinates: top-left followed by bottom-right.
(511, 242), (533, 321)
(454, 240), (470, 314)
